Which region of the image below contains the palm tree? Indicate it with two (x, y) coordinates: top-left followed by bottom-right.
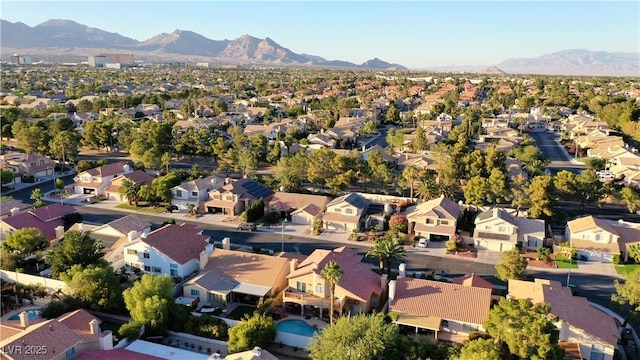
(321, 260), (343, 325)
(401, 165), (424, 200)
(119, 178), (141, 206)
(366, 235), (407, 275)
(30, 188), (45, 208)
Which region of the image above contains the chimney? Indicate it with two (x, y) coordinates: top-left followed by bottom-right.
(19, 311), (29, 328)
(388, 280), (397, 303)
(200, 244), (213, 269)
(78, 223), (84, 233)
(398, 263), (406, 277)
(10, 207), (20, 216)
(222, 237), (230, 250)
(289, 258), (298, 274)
(362, 145), (366, 152)
(123, 164), (131, 173)
(127, 230), (138, 242)
(380, 273), (388, 290)
(54, 225), (65, 240)
(224, 177), (230, 185)
(99, 331), (113, 351)
(89, 319), (101, 335)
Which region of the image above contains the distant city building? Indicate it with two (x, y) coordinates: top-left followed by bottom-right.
(196, 62), (211, 68)
(99, 53), (134, 65)
(88, 55), (108, 67)
(168, 62), (185, 67)
(10, 54), (32, 65)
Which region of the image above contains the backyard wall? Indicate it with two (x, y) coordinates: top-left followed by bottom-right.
(0, 270), (67, 293)
(274, 332), (313, 349)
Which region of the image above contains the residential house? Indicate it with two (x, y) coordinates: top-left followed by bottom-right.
(183, 246), (289, 306)
(243, 119), (302, 140)
(171, 175), (223, 211)
(78, 349), (164, 360)
(388, 274), (492, 343)
(0, 309), (113, 360)
(73, 162), (132, 196)
(509, 279), (619, 360)
(69, 215), (152, 270)
(283, 246), (383, 318)
(123, 223), (211, 278)
(267, 192), (329, 224)
(405, 195), (461, 242)
(326, 117), (365, 142)
(104, 170), (155, 202)
(0, 199), (31, 219)
(0, 152), (55, 183)
(307, 133), (336, 149)
(204, 178), (274, 216)
(396, 152), (438, 172)
(565, 216), (640, 263)
(225, 347), (278, 360)
(321, 193), (370, 231)
(473, 208), (546, 252)
(0, 204), (76, 244)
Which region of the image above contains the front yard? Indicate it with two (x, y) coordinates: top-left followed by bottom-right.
(555, 259), (579, 269)
(615, 264), (640, 275)
(115, 203), (167, 214)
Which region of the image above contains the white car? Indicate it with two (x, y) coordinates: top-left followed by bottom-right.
(418, 238), (428, 247)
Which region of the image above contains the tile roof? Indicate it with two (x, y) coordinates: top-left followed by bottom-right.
(268, 192), (329, 212)
(326, 193), (369, 209)
(0, 199), (31, 216)
(288, 247), (383, 302)
(140, 223), (210, 264)
(509, 279), (619, 347)
(106, 171), (155, 192)
(2, 212), (67, 241)
(390, 277), (491, 325)
(56, 309), (101, 342)
(28, 204), (76, 222)
(452, 273), (494, 289)
(106, 215), (152, 235)
(82, 161), (128, 178)
(193, 249), (289, 289)
(405, 195), (461, 221)
(0, 319), (83, 360)
(291, 203), (323, 217)
(321, 212), (361, 224)
(78, 349), (164, 360)
(225, 347), (279, 360)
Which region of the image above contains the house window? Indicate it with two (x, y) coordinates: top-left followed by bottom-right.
(143, 252), (150, 259)
(335, 208), (342, 213)
(590, 345), (605, 360)
(344, 208), (353, 214)
(192, 191), (198, 197)
(595, 233), (602, 241)
(316, 283), (323, 294)
(176, 190), (182, 197)
(225, 195), (233, 201)
(425, 218), (434, 224)
(170, 269), (178, 276)
(144, 266), (150, 272)
(498, 226), (506, 233)
(170, 264), (178, 269)
(485, 226), (492, 230)
(296, 282), (306, 292)
(440, 220), (449, 226)
(152, 267), (161, 273)
(127, 249), (138, 255)
(191, 289), (200, 296)
(65, 347), (76, 359)
(213, 194), (220, 200)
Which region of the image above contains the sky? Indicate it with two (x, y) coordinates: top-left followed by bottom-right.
(1, 1), (639, 69)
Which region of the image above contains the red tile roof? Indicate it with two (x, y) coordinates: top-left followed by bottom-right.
(56, 309), (101, 342)
(0, 319), (83, 360)
(452, 273), (493, 290)
(141, 223), (209, 264)
(83, 161), (128, 178)
(28, 204), (76, 222)
(2, 210), (68, 241)
(288, 247), (383, 302)
(390, 277), (492, 325)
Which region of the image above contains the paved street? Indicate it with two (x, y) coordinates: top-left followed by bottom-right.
(528, 131), (586, 175)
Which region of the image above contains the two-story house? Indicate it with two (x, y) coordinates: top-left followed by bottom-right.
(73, 162), (132, 196)
(388, 271), (492, 343)
(123, 223), (211, 278)
(105, 170), (155, 202)
(0, 309), (113, 360)
(68, 215), (152, 270)
(283, 246), (383, 318)
(0, 204), (76, 244)
(509, 279), (619, 360)
(321, 193), (370, 232)
(171, 175), (223, 211)
(405, 195), (461, 242)
(0, 153), (55, 184)
(204, 178), (274, 216)
(473, 208), (546, 252)
(183, 245), (289, 306)
(565, 216), (640, 263)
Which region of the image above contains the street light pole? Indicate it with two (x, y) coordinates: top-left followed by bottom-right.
(566, 257), (572, 286)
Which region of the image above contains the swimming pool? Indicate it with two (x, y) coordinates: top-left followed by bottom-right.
(277, 319), (319, 337)
(7, 309), (41, 321)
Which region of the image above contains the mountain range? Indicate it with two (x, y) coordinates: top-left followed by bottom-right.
(2, 19), (638, 76)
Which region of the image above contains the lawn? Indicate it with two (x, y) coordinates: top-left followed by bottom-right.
(115, 203), (167, 214)
(615, 264), (640, 275)
(225, 305), (257, 320)
(555, 260), (578, 269)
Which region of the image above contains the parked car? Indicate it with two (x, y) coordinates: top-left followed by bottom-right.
(238, 222), (257, 231)
(165, 205), (178, 213)
(418, 238), (428, 247)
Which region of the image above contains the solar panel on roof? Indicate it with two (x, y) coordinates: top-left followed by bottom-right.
(242, 181), (273, 199)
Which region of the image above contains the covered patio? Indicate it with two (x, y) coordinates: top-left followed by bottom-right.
(282, 291), (343, 319)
